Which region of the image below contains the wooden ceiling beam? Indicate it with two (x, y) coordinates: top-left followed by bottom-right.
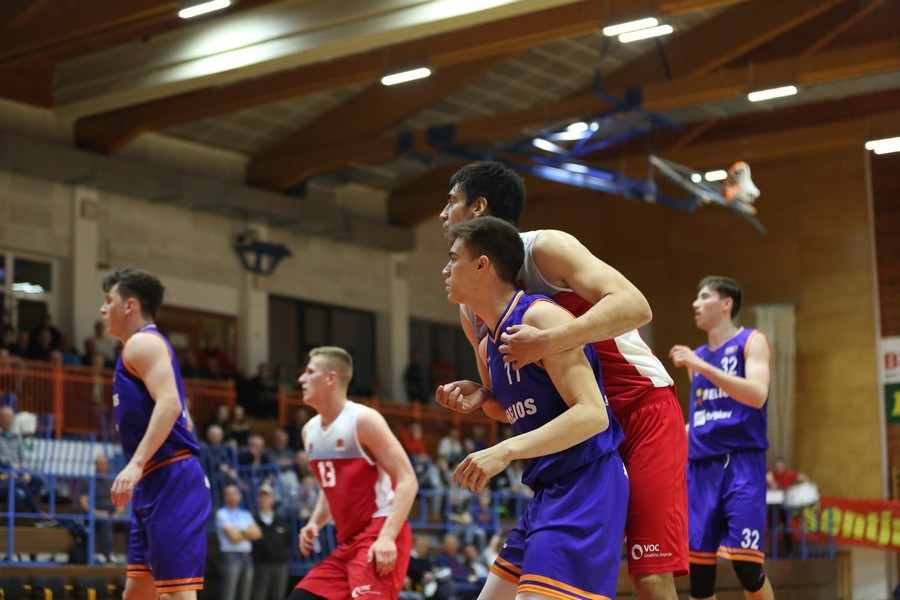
(0, 0), (52, 31)
(249, 55), (510, 189)
(262, 38), (900, 187)
(72, 0), (748, 154)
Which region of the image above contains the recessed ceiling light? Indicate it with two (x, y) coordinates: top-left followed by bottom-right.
(381, 67), (432, 86)
(618, 24), (674, 43)
(178, 0), (231, 19)
(603, 17), (659, 37)
(747, 85), (798, 102)
(865, 136), (900, 155)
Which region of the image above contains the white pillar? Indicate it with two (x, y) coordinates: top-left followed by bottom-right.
(386, 253), (411, 401)
(240, 270), (269, 374)
(71, 186), (102, 348)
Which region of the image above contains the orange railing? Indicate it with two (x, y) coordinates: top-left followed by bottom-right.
(0, 357), (235, 437)
(278, 387), (499, 448)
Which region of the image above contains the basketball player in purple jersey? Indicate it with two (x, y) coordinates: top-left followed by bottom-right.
(444, 217), (628, 600)
(100, 268), (211, 599)
(669, 276), (775, 600)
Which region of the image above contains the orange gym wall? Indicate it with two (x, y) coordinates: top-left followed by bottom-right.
(520, 146), (883, 499)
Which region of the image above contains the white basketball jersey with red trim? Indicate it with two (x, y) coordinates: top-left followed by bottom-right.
(462, 230), (673, 416)
(304, 401), (394, 542)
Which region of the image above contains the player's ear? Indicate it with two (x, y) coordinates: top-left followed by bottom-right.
(471, 196), (488, 217)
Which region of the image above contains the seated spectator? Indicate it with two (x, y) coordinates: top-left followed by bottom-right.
(471, 492), (497, 539)
(197, 333), (236, 376)
(447, 488), (485, 549)
(87, 319), (116, 365)
(270, 428), (294, 470)
(205, 403), (232, 440)
(27, 326), (54, 361)
(283, 407), (310, 451)
(407, 535), (454, 600)
(428, 353), (456, 391)
(276, 449), (313, 508)
(767, 456), (810, 490)
(9, 330), (29, 358)
(239, 434), (277, 487)
(437, 428), (464, 466)
(179, 351), (204, 379)
(226, 404), (251, 447)
(250, 362), (279, 418)
(1, 325), (15, 354)
(58, 335), (83, 366)
(216, 484), (261, 600)
(78, 454), (127, 563)
(202, 424), (240, 492)
(462, 542), (490, 580)
(0, 405), (52, 523)
(404, 352), (426, 403)
(433, 533), (484, 600)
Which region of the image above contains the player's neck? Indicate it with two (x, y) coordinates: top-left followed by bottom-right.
(707, 320), (739, 349)
(119, 318), (154, 343)
(317, 395), (348, 428)
(470, 286), (518, 333)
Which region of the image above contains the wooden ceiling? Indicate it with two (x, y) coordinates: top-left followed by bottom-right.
(1, 0), (898, 227)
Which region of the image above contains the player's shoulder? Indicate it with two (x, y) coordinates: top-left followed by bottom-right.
(522, 295), (571, 329)
(123, 330), (168, 360)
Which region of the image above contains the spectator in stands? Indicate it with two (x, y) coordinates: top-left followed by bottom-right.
(87, 319), (116, 366)
(433, 533), (483, 599)
(250, 362), (279, 418)
(447, 488), (486, 549)
(295, 474), (318, 524)
(227, 404), (252, 447)
(0, 405), (51, 523)
(429, 353), (456, 392)
(274, 363), (295, 390)
(179, 350), (204, 379)
(27, 326), (54, 361)
(203, 424), (240, 491)
(767, 456), (809, 490)
(270, 428), (293, 470)
(31, 314), (61, 352)
(58, 335), (82, 366)
(206, 403), (232, 439)
(197, 332), (236, 376)
(471, 492), (497, 540)
(462, 542), (490, 580)
(9, 330), (29, 358)
(216, 483), (262, 600)
(78, 454), (127, 563)
(251, 483), (291, 600)
(239, 434), (277, 487)
(407, 535), (455, 600)
(283, 407), (310, 451)
(404, 352), (426, 403)
(437, 427), (464, 466)
(2, 325), (17, 354)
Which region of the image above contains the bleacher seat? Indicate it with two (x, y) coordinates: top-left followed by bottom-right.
(75, 576), (112, 600)
(31, 575), (67, 599)
(0, 576), (28, 599)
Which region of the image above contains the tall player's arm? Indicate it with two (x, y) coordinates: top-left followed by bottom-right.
(670, 332), (770, 408)
(454, 301), (610, 492)
(110, 333), (184, 507)
(499, 229), (652, 367)
(357, 408), (419, 576)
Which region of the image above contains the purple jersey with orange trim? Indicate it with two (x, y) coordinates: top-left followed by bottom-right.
(113, 324), (199, 463)
(484, 291), (623, 488)
(688, 327), (768, 459)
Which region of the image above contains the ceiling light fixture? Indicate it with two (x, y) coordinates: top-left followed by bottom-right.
(747, 85), (798, 102)
(381, 67), (432, 86)
(618, 24), (674, 43)
(865, 136), (900, 155)
(602, 17), (659, 37)
(704, 170), (727, 182)
(178, 0), (231, 19)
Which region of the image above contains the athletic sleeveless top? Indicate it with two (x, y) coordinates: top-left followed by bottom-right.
(484, 291), (624, 488)
(688, 327), (769, 459)
(113, 324), (199, 466)
(463, 230), (673, 417)
(304, 401), (394, 542)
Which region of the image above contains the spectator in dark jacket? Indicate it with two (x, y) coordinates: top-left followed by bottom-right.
(251, 484), (291, 600)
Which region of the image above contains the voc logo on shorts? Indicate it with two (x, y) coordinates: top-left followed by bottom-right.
(351, 585), (381, 598)
(631, 543), (671, 561)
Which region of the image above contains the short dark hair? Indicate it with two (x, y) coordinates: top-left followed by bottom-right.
(449, 162), (526, 227)
(700, 275), (743, 318)
(449, 216), (524, 285)
(102, 268), (165, 319)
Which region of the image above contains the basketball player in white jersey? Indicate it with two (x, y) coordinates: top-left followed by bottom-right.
(288, 346), (418, 600)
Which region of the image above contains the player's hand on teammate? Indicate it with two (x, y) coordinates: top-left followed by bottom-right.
(111, 461), (142, 507)
(669, 344), (702, 370)
(298, 523), (319, 556)
(367, 535), (398, 577)
(435, 380), (488, 413)
(453, 445), (510, 493)
(499, 323), (548, 370)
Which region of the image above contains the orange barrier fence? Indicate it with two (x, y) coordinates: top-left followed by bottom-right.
(279, 387), (499, 450)
(0, 358), (235, 437)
